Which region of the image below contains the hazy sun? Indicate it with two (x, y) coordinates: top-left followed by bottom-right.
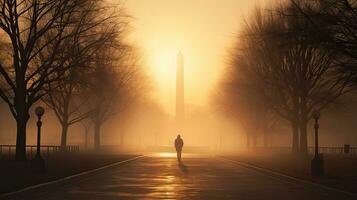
(152, 51), (177, 85)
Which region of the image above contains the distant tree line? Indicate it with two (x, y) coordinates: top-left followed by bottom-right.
(218, 0), (357, 155)
(0, 0), (142, 161)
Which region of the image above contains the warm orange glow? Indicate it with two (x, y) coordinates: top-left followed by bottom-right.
(125, 0), (272, 115)
(156, 152), (176, 158)
(151, 50), (176, 88)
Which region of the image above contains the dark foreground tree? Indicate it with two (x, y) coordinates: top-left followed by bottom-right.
(0, 0), (109, 160)
(291, 0), (357, 71)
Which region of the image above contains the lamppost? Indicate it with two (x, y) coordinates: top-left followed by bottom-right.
(311, 110), (324, 176)
(31, 106), (45, 173)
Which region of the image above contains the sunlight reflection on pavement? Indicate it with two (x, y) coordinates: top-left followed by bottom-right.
(18, 153), (356, 200)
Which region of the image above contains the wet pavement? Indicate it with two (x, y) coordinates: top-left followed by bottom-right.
(9, 153), (356, 200)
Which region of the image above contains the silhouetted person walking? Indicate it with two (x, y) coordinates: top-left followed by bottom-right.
(175, 134), (184, 162)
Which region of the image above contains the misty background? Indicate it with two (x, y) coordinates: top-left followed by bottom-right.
(1, 0), (357, 153)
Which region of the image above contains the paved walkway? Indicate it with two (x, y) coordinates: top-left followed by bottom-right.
(7, 153), (356, 200)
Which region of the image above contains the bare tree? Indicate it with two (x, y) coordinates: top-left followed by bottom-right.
(80, 119), (91, 149)
(0, 0), (121, 160)
(41, 1), (122, 149)
(226, 4), (350, 154)
(217, 57), (277, 149)
(43, 67), (92, 149)
(0, 0), (76, 160)
(0, 0), (116, 160)
(291, 0), (357, 68)
(85, 40), (141, 149)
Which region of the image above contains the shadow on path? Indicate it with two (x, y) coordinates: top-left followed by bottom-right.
(179, 161), (188, 173)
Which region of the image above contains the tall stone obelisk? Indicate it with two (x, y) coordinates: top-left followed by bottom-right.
(176, 52), (184, 132)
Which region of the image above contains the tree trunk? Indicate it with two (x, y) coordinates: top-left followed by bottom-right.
(299, 117), (308, 155)
(94, 121), (101, 150)
(60, 123), (69, 150)
(299, 97), (308, 155)
(15, 115), (29, 161)
(15, 87), (30, 161)
(292, 120), (299, 154)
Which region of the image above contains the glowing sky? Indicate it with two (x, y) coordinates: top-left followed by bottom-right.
(124, 0), (269, 115)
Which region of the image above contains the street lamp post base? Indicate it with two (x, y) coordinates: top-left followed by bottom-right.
(311, 154), (324, 176)
(31, 156), (45, 173)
